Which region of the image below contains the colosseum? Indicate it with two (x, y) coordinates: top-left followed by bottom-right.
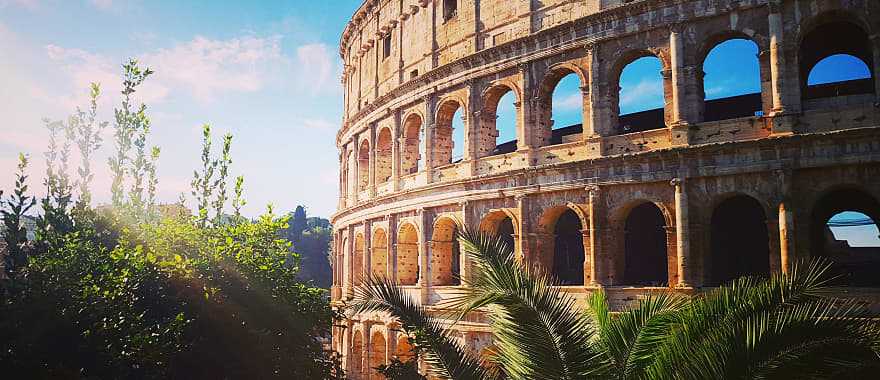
(329, 0), (880, 377)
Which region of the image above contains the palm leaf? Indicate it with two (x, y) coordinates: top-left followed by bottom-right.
(350, 273), (493, 380)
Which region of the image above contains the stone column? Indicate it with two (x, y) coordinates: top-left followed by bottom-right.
(417, 208), (430, 304)
(364, 221), (373, 280)
(368, 125), (377, 198)
(669, 27), (686, 126)
(515, 194), (531, 263)
(342, 319), (353, 375)
(423, 95), (436, 183)
(586, 185), (603, 285)
(778, 201), (795, 274)
(671, 178), (693, 287)
(349, 139), (359, 204)
(344, 227), (355, 298)
(386, 214), (398, 282)
(460, 200), (474, 284)
(768, 3), (786, 115)
(392, 110), (402, 191)
(517, 63), (536, 152)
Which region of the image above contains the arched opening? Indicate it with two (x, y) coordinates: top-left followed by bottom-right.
(351, 331), (364, 378)
(395, 335), (415, 362)
(616, 56), (665, 135)
(397, 223), (420, 285)
(702, 38), (762, 122)
(481, 86), (519, 157)
(401, 114), (423, 175)
(810, 188), (880, 286)
(340, 157), (349, 203)
(479, 210), (516, 250)
(709, 195), (770, 285)
(537, 68), (584, 147)
(375, 128), (393, 183)
(369, 331), (386, 380)
(371, 229), (388, 278)
(552, 209), (585, 285)
(354, 234), (365, 285)
(431, 217), (461, 286)
(800, 19), (875, 101)
(623, 202), (668, 286)
(434, 100), (465, 167)
(357, 140), (370, 191)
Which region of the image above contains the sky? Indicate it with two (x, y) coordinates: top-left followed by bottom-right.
(0, 1), (877, 246)
(0, 0), (362, 218)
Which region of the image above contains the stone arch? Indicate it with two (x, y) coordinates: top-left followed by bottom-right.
(375, 127), (393, 184)
(354, 233), (366, 285)
(697, 32), (765, 122)
(538, 205), (588, 285)
(369, 330), (387, 380)
(479, 209), (518, 250)
(535, 63), (587, 147)
(401, 113), (423, 175)
(371, 228), (389, 278)
(434, 98), (467, 167)
(351, 330), (364, 379)
(798, 11), (875, 101)
(618, 201), (672, 286)
(609, 50), (669, 135)
(809, 186), (880, 286)
(708, 193), (771, 285)
(396, 222), (420, 285)
(357, 139), (371, 191)
(478, 82), (521, 158)
(431, 216), (461, 286)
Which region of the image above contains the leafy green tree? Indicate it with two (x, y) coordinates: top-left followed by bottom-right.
(353, 225), (880, 380)
(70, 83), (109, 207)
(1, 154), (37, 283)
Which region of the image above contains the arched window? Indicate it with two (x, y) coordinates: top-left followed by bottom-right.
(617, 56), (665, 135)
(709, 195), (770, 285)
(435, 100), (465, 166)
(369, 331), (387, 379)
(537, 68), (584, 147)
(357, 140), (370, 191)
(702, 39), (762, 122)
(552, 209), (585, 285)
(623, 202), (668, 286)
(401, 114), (423, 175)
(375, 128), (393, 183)
(371, 229), (388, 278)
(800, 19), (875, 101)
(351, 331), (364, 377)
(479, 211), (516, 251)
(431, 217), (461, 286)
(480, 86), (519, 157)
(810, 188), (880, 286)
(397, 223), (420, 285)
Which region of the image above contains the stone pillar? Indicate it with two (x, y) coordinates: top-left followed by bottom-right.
(349, 139), (359, 204)
(417, 208), (430, 304)
(392, 111), (402, 191)
(586, 185), (603, 286)
(768, 3), (786, 114)
(871, 35), (880, 103)
(342, 319), (353, 375)
(460, 200), (475, 284)
(671, 178), (693, 287)
(515, 194), (531, 263)
(364, 221), (373, 281)
(778, 201), (795, 274)
(386, 214), (397, 282)
(423, 95), (435, 183)
(669, 27), (686, 126)
(517, 63), (536, 152)
(368, 125), (377, 198)
(344, 227), (355, 298)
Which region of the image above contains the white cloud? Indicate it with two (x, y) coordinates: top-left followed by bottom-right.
(0, 0), (39, 11)
(619, 78), (664, 109)
(556, 92), (583, 110)
(295, 43), (340, 94)
(141, 35), (287, 103)
(89, 0), (112, 10)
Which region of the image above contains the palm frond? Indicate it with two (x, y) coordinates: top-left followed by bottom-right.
(350, 273), (493, 380)
(449, 225), (608, 379)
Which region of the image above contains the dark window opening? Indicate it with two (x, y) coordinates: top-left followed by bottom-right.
(443, 0), (458, 21)
(553, 209), (585, 285)
(810, 188), (880, 287)
(497, 217), (515, 250)
(709, 195), (770, 285)
(623, 203), (668, 286)
(382, 34), (392, 59)
(410, 69), (419, 79)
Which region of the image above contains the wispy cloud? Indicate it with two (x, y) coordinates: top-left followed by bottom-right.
(295, 43), (340, 95)
(89, 0), (112, 11)
(0, 0), (39, 11)
(555, 92), (583, 110)
(619, 78), (664, 111)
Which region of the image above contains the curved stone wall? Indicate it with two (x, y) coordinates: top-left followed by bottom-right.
(331, 0), (880, 378)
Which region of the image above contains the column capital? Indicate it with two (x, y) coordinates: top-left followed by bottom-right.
(670, 177), (685, 187)
(585, 184), (601, 195)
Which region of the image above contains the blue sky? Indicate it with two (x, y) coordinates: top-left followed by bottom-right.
(0, 0), (363, 218)
(0, 1), (877, 246)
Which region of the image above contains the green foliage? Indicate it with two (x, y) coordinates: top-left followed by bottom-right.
(353, 225), (880, 380)
(0, 58), (337, 379)
(282, 206), (332, 288)
(1, 154), (37, 282)
(377, 357), (427, 380)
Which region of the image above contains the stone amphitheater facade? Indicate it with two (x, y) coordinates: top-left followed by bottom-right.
(329, 0), (880, 378)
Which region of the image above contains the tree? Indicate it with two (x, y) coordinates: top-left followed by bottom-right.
(352, 225), (880, 380)
(1, 154), (37, 283)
